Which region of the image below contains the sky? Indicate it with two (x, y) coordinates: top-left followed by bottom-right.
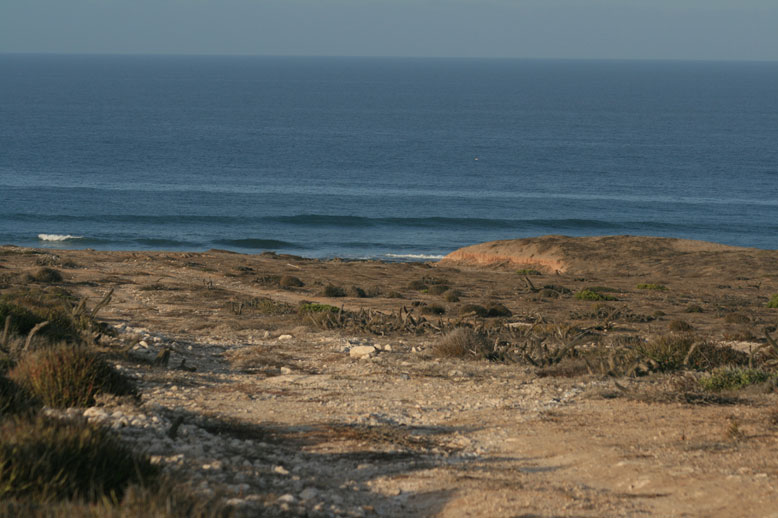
(1, 0), (777, 61)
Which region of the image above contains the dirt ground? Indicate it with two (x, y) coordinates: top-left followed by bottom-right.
(2, 236), (778, 517)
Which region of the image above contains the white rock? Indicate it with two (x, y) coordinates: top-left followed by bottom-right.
(277, 494), (296, 504)
(138, 340), (149, 348)
(278, 334), (293, 341)
(383, 344), (392, 352)
(83, 407), (108, 419)
(349, 345), (376, 358)
(273, 465), (290, 475)
(280, 366), (293, 374)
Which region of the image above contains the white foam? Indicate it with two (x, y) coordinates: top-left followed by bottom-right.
(37, 234), (82, 241)
(384, 253), (444, 260)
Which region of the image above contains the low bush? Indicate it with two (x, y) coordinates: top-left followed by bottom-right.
(459, 304), (488, 317)
(0, 289), (82, 343)
(321, 285), (346, 298)
(684, 304), (704, 313)
(348, 286), (367, 298)
(427, 285), (450, 296)
(723, 313), (751, 324)
(433, 328), (491, 359)
(407, 280), (427, 291)
(27, 268), (63, 283)
(9, 345), (136, 408)
(278, 275), (304, 288)
(0, 375), (37, 416)
(699, 367), (776, 392)
(516, 269), (541, 276)
(767, 294), (778, 309)
(486, 303), (512, 317)
(443, 290), (461, 303)
(669, 319), (694, 332)
(635, 334), (748, 372)
(298, 302), (339, 314)
(636, 283), (667, 290)
(575, 289), (617, 301)
(0, 415), (158, 502)
(421, 304), (445, 316)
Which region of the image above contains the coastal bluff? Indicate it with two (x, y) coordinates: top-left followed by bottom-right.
(440, 235), (778, 277)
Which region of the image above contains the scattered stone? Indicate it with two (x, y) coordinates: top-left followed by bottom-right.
(278, 334), (293, 341)
(349, 345), (376, 358)
(300, 487), (319, 500)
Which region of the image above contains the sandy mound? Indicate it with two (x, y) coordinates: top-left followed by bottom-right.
(440, 235), (778, 277)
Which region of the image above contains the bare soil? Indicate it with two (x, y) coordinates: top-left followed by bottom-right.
(2, 235), (778, 517)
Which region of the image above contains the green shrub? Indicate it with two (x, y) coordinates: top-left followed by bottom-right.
(0, 415), (158, 502)
(9, 345), (136, 408)
(516, 269), (541, 276)
(298, 302), (339, 314)
(575, 289), (617, 301)
(766, 294), (778, 308)
(321, 285), (346, 297)
(699, 367), (775, 392)
(636, 283), (667, 290)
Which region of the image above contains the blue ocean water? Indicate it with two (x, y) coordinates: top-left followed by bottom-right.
(1, 55), (777, 259)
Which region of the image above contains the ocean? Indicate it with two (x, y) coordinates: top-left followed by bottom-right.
(1, 55), (777, 260)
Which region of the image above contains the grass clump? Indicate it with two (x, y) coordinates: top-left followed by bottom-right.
(0, 375), (37, 416)
(443, 289), (461, 303)
(699, 367), (776, 392)
(0, 414), (157, 502)
(278, 275), (304, 288)
(669, 319), (694, 332)
(767, 294), (778, 308)
(485, 303), (512, 317)
(575, 289), (617, 301)
(9, 345), (135, 408)
(516, 269), (541, 276)
(27, 268), (63, 283)
(321, 285), (346, 298)
(0, 289), (82, 343)
(684, 304), (704, 313)
(636, 283), (667, 290)
(427, 284), (450, 296)
(421, 304), (445, 316)
(348, 286), (367, 298)
(433, 328), (491, 359)
(298, 302), (339, 314)
(459, 304), (488, 317)
(635, 334), (748, 372)
(407, 280), (427, 291)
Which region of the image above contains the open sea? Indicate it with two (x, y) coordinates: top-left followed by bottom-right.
(1, 55), (777, 260)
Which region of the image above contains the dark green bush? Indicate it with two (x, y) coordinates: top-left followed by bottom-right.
(575, 289), (616, 301)
(635, 335), (748, 372)
(28, 268), (63, 283)
(486, 303), (512, 317)
(699, 367), (776, 391)
(0, 289), (81, 343)
(0, 415), (157, 502)
(9, 345), (136, 408)
(459, 304), (488, 317)
(767, 294), (778, 308)
(278, 275), (304, 288)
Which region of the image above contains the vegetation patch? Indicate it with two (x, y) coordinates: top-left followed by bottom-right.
(669, 319), (694, 332)
(407, 280), (427, 291)
(516, 269), (541, 276)
(0, 375), (37, 416)
(347, 286), (367, 298)
(684, 304), (704, 313)
(0, 289), (82, 343)
(443, 290), (461, 302)
(0, 415), (157, 502)
(767, 294), (778, 308)
(485, 303), (512, 317)
(279, 275), (304, 288)
(575, 289), (617, 301)
(298, 302), (339, 314)
(321, 285), (346, 298)
(459, 304), (488, 318)
(9, 345), (136, 408)
(27, 268), (63, 284)
(636, 283), (667, 290)
(698, 367), (776, 392)
(634, 334), (748, 373)
(427, 284), (450, 296)
(433, 328), (491, 359)
(420, 304), (445, 316)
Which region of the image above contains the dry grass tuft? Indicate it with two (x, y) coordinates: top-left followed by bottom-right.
(433, 328), (492, 359)
(9, 345), (136, 408)
(27, 268), (63, 283)
(0, 414), (158, 502)
(278, 275), (304, 288)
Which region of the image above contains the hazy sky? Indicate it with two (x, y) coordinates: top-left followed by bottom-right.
(1, 0), (777, 61)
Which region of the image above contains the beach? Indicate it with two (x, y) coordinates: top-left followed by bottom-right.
(2, 235), (777, 516)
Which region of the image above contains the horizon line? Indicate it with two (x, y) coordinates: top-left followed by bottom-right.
(1, 51), (776, 65)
